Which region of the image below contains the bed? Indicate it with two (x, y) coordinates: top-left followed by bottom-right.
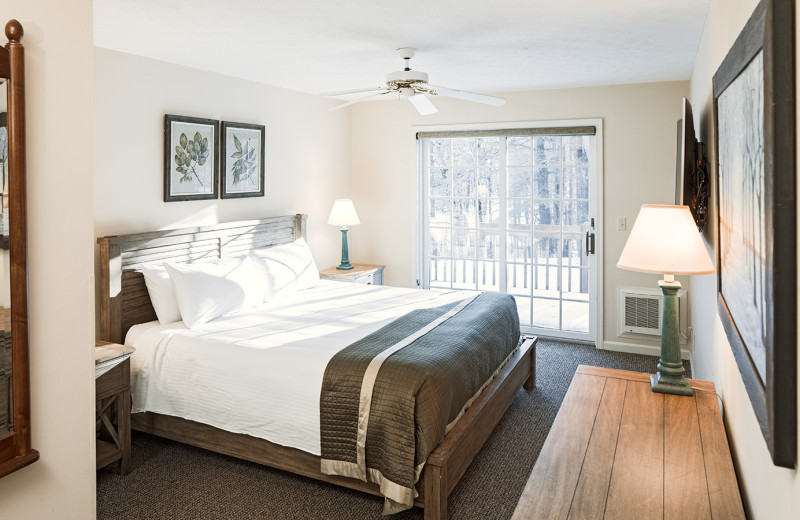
(98, 214), (537, 519)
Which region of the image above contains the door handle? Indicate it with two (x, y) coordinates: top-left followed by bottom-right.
(585, 231), (595, 255)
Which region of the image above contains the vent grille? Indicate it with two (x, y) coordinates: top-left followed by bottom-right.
(618, 288), (664, 336)
(624, 295), (661, 332)
(617, 286), (688, 340)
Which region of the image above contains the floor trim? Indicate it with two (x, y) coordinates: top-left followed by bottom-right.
(601, 340), (691, 360)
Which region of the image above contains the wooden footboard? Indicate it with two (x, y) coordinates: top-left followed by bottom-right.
(131, 336), (537, 519)
(422, 335), (537, 519)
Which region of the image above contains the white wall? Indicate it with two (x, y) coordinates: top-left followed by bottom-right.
(0, 2), (97, 519)
(93, 48), (352, 316)
(349, 81), (689, 348)
(689, 0), (800, 517)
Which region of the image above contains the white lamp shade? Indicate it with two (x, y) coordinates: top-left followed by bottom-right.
(327, 199), (360, 227)
(617, 205), (715, 275)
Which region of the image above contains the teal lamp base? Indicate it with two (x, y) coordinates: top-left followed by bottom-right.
(336, 227), (354, 270)
(650, 372), (693, 396)
(651, 279), (693, 396)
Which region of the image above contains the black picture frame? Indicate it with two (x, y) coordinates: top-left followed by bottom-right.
(164, 114), (219, 202)
(220, 121), (265, 199)
(713, 0), (796, 468)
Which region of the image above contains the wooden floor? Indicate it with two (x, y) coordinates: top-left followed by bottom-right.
(512, 365), (745, 520)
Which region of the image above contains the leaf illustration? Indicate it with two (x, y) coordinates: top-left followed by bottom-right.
(174, 155), (182, 166)
(186, 140), (194, 154)
(194, 132), (202, 143)
(234, 134), (242, 152)
(180, 133), (188, 149)
(231, 151), (242, 159)
(198, 157), (206, 166)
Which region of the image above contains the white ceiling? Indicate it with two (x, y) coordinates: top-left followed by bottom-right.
(94, 0), (709, 97)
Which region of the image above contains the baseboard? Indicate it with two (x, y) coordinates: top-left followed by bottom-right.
(601, 340), (691, 360)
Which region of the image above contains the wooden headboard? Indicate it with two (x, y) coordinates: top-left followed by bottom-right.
(97, 214), (307, 343)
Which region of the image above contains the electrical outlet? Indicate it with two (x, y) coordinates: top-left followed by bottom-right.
(617, 218), (626, 231)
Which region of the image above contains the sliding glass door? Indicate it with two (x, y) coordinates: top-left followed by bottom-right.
(419, 125), (599, 341)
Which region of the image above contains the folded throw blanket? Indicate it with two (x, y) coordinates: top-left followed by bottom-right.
(320, 292), (520, 514)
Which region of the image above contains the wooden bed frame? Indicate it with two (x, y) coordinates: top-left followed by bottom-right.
(97, 214), (537, 520)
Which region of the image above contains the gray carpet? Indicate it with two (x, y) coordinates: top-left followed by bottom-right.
(97, 339), (690, 520)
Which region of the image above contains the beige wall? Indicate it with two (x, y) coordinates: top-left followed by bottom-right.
(93, 48), (352, 305)
(349, 81), (689, 348)
(689, 0), (800, 517)
(0, 2), (97, 519)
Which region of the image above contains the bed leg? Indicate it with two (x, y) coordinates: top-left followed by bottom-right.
(424, 464), (447, 520)
(523, 336), (537, 390)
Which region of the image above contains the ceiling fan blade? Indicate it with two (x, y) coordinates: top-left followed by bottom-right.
(320, 86), (386, 97)
(329, 92), (383, 111)
(429, 85), (506, 107)
(408, 93), (438, 116)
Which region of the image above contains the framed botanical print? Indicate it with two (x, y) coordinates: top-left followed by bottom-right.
(713, 0), (796, 468)
(220, 121), (265, 199)
(164, 114), (219, 202)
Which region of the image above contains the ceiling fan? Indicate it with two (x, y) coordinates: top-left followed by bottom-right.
(321, 47), (506, 115)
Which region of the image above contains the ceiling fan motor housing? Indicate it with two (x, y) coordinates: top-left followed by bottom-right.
(386, 69), (429, 88)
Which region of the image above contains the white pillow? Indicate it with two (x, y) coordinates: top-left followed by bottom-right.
(141, 264), (182, 324)
(251, 238), (320, 300)
(164, 256), (264, 328)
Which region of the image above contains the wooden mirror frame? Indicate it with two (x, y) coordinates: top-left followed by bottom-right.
(0, 19), (38, 479)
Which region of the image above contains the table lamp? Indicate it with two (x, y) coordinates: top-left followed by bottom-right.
(617, 205), (715, 396)
(327, 199), (360, 270)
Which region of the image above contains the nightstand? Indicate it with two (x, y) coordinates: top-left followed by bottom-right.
(319, 263), (385, 285)
(95, 340), (134, 475)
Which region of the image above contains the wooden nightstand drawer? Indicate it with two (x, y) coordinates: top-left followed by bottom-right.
(96, 361), (128, 397)
(353, 272), (380, 285)
(320, 264), (385, 285)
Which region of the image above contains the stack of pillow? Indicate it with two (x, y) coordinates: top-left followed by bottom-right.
(141, 238), (320, 328)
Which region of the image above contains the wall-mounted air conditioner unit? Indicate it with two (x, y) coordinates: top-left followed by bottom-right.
(617, 286), (688, 342)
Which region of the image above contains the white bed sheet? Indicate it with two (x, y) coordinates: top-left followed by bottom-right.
(125, 280), (470, 456)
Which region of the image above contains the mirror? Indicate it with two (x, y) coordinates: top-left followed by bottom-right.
(1, 79), (9, 438)
(0, 19), (38, 479)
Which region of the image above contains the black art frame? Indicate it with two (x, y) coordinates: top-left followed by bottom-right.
(164, 114), (219, 202)
(713, 0), (796, 468)
(220, 121), (265, 199)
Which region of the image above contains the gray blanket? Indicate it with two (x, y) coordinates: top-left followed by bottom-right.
(319, 292), (520, 513)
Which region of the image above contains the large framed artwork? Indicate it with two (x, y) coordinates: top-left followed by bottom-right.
(713, 0), (796, 468)
(164, 114), (219, 202)
(220, 121), (265, 199)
